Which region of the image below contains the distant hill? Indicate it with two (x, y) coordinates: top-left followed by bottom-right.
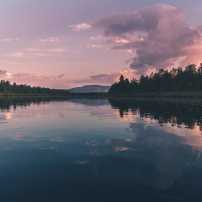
(69, 85), (110, 93)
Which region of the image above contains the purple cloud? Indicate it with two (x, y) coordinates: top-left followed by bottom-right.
(73, 68), (138, 85)
(94, 4), (202, 71)
(73, 73), (117, 85)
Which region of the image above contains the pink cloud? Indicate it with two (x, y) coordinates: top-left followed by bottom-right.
(39, 37), (60, 43)
(6, 47), (66, 58)
(93, 4), (202, 73)
(72, 68), (138, 86)
(69, 22), (92, 32)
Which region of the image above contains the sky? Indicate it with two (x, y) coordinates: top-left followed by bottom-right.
(0, 0), (202, 88)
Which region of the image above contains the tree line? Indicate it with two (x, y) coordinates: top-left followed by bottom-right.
(0, 80), (68, 95)
(109, 64), (202, 95)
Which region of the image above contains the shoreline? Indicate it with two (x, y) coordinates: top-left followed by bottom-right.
(1, 92), (202, 103)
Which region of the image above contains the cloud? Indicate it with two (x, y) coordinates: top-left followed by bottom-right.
(0, 69), (70, 88)
(87, 44), (104, 49)
(8, 72), (114, 88)
(8, 52), (25, 58)
(0, 70), (13, 80)
(73, 68), (138, 85)
(0, 38), (19, 43)
(94, 4), (202, 72)
(39, 37), (60, 43)
(0, 70), (8, 76)
(0, 67), (138, 89)
(89, 73), (117, 83)
(6, 47), (66, 58)
(72, 73), (116, 85)
(69, 22), (92, 32)
(9, 73), (70, 88)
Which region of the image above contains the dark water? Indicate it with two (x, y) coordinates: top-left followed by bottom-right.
(1, 98), (202, 201)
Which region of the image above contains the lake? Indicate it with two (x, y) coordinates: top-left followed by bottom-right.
(0, 98), (202, 201)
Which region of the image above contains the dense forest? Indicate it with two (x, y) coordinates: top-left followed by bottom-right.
(109, 64), (202, 95)
(0, 80), (68, 95)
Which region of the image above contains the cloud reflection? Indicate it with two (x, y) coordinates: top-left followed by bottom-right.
(110, 99), (202, 149)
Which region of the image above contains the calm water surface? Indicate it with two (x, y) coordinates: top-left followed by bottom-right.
(1, 98), (202, 201)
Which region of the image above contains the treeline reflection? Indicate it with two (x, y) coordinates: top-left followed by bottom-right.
(1, 97), (202, 130)
(0, 96), (68, 111)
(109, 99), (202, 129)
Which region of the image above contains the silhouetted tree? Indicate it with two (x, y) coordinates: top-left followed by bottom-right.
(0, 80), (69, 95)
(109, 63), (202, 95)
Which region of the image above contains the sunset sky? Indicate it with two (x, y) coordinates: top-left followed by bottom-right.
(1, 0), (202, 88)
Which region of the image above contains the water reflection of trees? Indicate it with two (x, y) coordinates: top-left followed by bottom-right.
(2, 97), (202, 130)
(109, 99), (202, 129)
(0, 97), (68, 111)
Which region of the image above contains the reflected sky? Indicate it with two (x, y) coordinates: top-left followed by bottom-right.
(1, 98), (202, 201)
